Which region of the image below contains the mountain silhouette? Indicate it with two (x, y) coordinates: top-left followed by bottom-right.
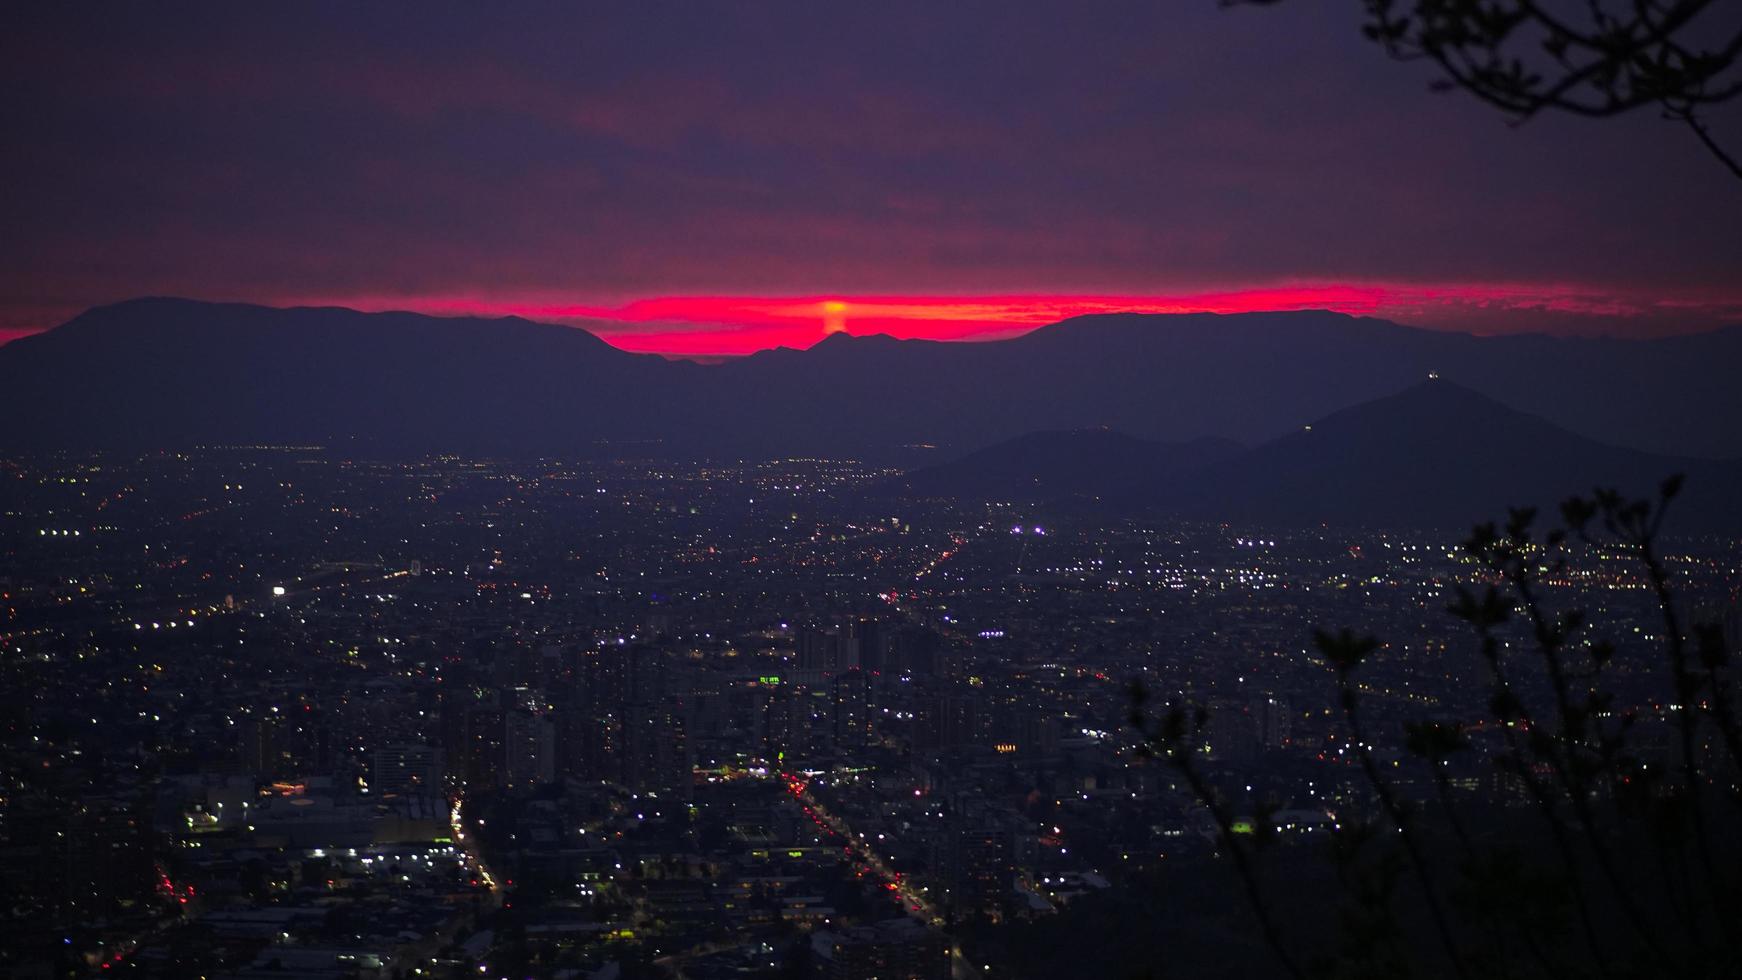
(704, 311), (1742, 459)
(1159, 379), (1742, 531)
(0, 298), (697, 454)
(4, 299), (1741, 465)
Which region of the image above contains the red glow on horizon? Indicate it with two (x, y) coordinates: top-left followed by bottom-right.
(4, 282), (1738, 355)
(339, 282), (1739, 356)
(405, 287), (1409, 352)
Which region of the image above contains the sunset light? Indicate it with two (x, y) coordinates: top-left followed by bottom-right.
(226, 283), (1742, 357)
(8, 5), (1742, 978)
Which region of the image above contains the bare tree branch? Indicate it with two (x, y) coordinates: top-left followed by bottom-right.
(1227, 0), (1742, 180)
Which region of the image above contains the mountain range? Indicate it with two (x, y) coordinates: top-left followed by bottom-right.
(1171, 379), (1742, 530)
(896, 381), (1742, 532)
(5, 298), (1740, 459)
(2, 298), (1737, 530)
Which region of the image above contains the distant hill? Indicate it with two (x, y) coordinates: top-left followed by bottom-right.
(899, 381), (1742, 532)
(0, 298), (700, 454)
(890, 429), (1240, 502)
(706, 311), (1742, 459)
(1158, 379), (1742, 532)
(4, 299), (1742, 463)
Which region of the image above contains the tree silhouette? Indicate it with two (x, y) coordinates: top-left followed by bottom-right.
(1232, 0), (1742, 180)
(1131, 475), (1742, 977)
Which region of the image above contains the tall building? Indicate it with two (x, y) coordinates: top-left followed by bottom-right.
(892, 626), (944, 677)
(504, 708), (556, 787)
(797, 626), (843, 672)
(832, 670), (870, 751)
(1257, 695), (1292, 750)
(621, 699), (690, 795)
(846, 618), (887, 674)
(915, 692), (984, 753)
(371, 743), (442, 795)
(947, 824), (1015, 922)
(58, 797), (155, 920)
(449, 700), (506, 788)
(755, 681), (796, 763)
(241, 709), (282, 777)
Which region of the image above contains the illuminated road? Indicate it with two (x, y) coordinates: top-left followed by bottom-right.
(450, 796), (504, 908)
(780, 772), (937, 921)
(779, 772), (983, 977)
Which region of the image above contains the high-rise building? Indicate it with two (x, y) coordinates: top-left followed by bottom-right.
(797, 626), (842, 672)
(1257, 695), (1292, 750)
(846, 618), (886, 674)
(621, 700), (690, 795)
(832, 670), (870, 750)
(504, 708), (556, 786)
(371, 743), (442, 795)
(947, 824), (1015, 922)
(241, 709), (281, 777)
(755, 681), (796, 763)
(915, 692), (983, 753)
(449, 699), (506, 788)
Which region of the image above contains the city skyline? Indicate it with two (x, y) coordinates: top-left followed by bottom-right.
(6, 4), (1741, 978)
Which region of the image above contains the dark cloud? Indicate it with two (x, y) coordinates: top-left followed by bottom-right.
(4, 2), (1739, 344)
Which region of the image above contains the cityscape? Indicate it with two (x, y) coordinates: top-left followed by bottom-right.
(4, 450), (1737, 977)
(6, 3), (1741, 978)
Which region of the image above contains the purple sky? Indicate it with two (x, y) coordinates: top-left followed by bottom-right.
(5, 3), (1740, 352)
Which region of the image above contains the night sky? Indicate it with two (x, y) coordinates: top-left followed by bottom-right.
(6, 3), (1740, 354)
